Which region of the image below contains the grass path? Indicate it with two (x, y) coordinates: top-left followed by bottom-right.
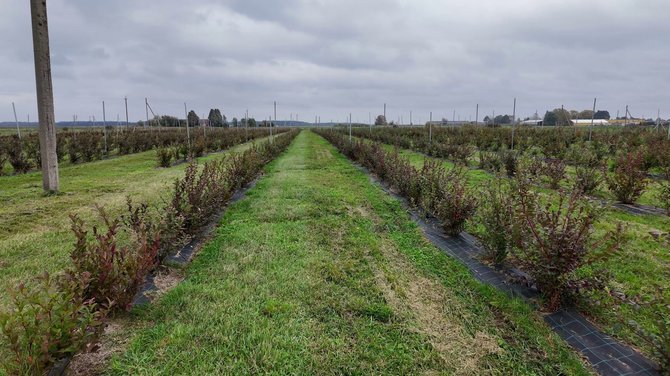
(108, 131), (588, 375)
(0, 138), (269, 307)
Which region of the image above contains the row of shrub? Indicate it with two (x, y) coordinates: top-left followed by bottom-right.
(351, 128), (670, 212)
(0, 127), (281, 175)
(0, 130), (298, 375)
(316, 129), (669, 372)
(354, 126), (670, 169)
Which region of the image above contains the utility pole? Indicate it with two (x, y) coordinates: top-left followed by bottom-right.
(30, 0), (59, 192)
(429, 111), (433, 143)
(124, 96), (129, 127)
(410, 110), (413, 126)
(102, 101), (108, 155)
(12, 102), (21, 139)
(272, 101), (276, 141)
(245, 109), (249, 140)
(383, 103), (386, 121)
(512, 98), (516, 150)
(349, 113), (352, 142)
(145, 98), (149, 127)
(589, 98), (596, 141)
(475, 104), (479, 125)
(184, 103), (190, 147)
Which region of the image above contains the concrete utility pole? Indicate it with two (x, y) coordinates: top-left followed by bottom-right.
(429, 111), (433, 143)
(184, 103), (190, 147)
(30, 0), (59, 192)
(349, 113), (352, 142)
(102, 101), (108, 155)
(272, 101), (276, 140)
(383, 103), (386, 120)
(410, 110), (413, 126)
(124, 96), (129, 127)
(12, 102), (21, 139)
(512, 98), (516, 150)
(589, 98), (596, 141)
(475, 104), (479, 125)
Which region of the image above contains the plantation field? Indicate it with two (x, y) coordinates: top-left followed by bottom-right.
(1, 128), (666, 374)
(0, 136), (270, 309)
(346, 128), (670, 361)
(107, 131), (588, 374)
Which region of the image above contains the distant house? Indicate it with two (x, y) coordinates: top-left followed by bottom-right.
(572, 119), (610, 126)
(521, 119), (543, 126)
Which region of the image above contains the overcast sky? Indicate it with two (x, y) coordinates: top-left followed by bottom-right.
(1, 0), (669, 124)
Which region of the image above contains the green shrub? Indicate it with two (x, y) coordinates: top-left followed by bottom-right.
(69, 205), (159, 311)
(156, 147), (172, 168)
(543, 159), (566, 189)
(511, 187), (623, 310)
(575, 165), (603, 195)
(628, 287), (670, 374)
(476, 179), (515, 264)
(421, 160), (478, 236)
(0, 272), (105, 375)
(606, 151), (649, 204)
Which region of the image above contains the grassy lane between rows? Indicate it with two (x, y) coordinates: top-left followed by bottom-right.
(107, 130), (588, 375)
(352, 134), (670, 358)
(0, 136), (271, 308)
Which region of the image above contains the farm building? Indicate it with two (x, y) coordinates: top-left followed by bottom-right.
(572, 119), (610, 126)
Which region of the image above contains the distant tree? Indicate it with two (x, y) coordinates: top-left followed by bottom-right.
(137, 120), (144, 127)
(208, 109), (224, 127)
(494, 114), (511, 124)
(187, 110), (200, 128)
(543, 111), (558, 126)
(248, 118), (257, 128)
(222, 114), (228, 128)
(160, 115), (179, 127)
(579, 110), (594, 119)
(232, 117), (238, 127)
(594, 110), (611, 120)
(569, 110), (580, 119)
(375, 115), (387, 126)
(551, 108), (572, 126)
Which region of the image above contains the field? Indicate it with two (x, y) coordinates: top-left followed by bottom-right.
(0, 127), (667, 375)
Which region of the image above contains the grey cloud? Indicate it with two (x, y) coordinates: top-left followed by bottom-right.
(1, 0), (669, 123)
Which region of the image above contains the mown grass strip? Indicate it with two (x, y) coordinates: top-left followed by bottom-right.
(107, 131), (588, 375)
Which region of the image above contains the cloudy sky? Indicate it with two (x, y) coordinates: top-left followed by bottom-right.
(1, 0), (669, 124)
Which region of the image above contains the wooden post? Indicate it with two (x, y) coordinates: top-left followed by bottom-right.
(30, 0), (59, 192)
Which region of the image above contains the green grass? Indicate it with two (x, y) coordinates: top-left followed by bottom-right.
(357, 134), (670, 358)
(107, 131), (589, 375)
(0, 137), (270, 309)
